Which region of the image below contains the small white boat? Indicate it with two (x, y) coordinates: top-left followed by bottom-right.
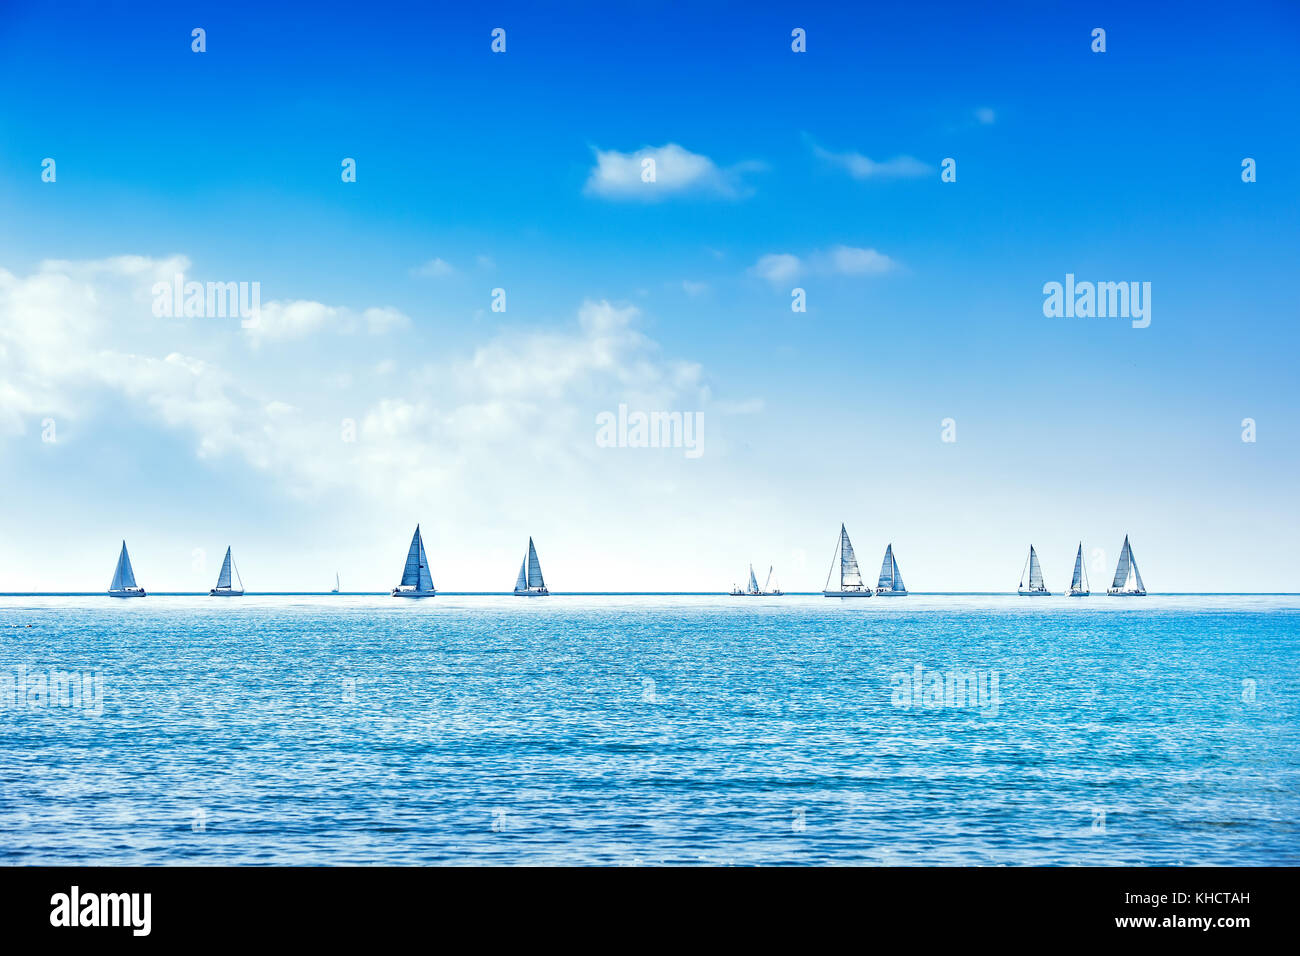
(763, 565), (784, 596)
(107, 540), (146, 597)
(729, 563), (784, 596)
(1018, 545), (1051, 596)
(823, 524), (873, 597)
(331, 572), (340, 594)
(874, 544), (908, 596)
(392, 525), (436, 597)
(1107, 535), (1147, 596)
(513, 537), (549, 595)
(209, 546), (244, 596)
(1068, 542), (1090, 597)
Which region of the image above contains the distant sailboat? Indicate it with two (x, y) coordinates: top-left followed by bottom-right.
(1068, 542), (1090, 597)
(392, 525), (436, 597)
(331, 572), (340, 594)
(107, 540), (146, 598)
(513, 537), (549, 596)
(729, 563), (783, 596)
(823, 524), (873, 597)
(1107, 535), (1147, 596)
(1018, 545), (1051, 596)
(209, 546), (245, 596)
(874, 544), (908, 596)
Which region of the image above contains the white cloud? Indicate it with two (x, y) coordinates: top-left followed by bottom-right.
(584, 143), (758, 200)
(681, 280), (709, 297)
(413, 257), (456, 278)
(749, 246), (898, 284)
(975, 107), (996, 125)
(0, 257), (710, 509)
(810, 141), (931, 180)
(749, 253), (804, 283)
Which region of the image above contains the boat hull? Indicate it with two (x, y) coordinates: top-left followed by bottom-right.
(513, 589), (549, 596)
(874, 590), (908, 597)
(1068, 589), (1090, 597)
(209, 589), (244, 597)
(1017, 590), (1052, 596)
(108, 589), (146, 598)
(392, 589), (436, 598)
(823, 590), (873, 598)
(1107, 590), (1147, 597)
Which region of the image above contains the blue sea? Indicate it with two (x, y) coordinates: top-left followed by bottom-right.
(1, 594), (1297, 866)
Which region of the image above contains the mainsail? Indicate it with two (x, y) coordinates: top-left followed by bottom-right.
(1071, 543), (1087, 591)
(1028, 546), (1044, 590)
(747, 564), (759, 594)
(110, 541), (137, 590)
(526, 538), (545, 590)
(216, 547), (234, 589)
(877, 545), (895, 590)
(838, 525), (863, 588)
(764, 566), (777, 593)
(399, 525), (434, 591)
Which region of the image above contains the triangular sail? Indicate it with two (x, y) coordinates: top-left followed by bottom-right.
(514, 559), (528, 592)
(840, 526), (863, 588)
(1028, 546), (1044, 589)
(747, 564), (759, 594)
(217, 547), (233, 589)
(1112, 537), (1132, 590)
(1071, 544), (1084, 590)
(399, 525), (433, 590)
(891, 552), (905, 592)
(110, 541), (137, 590)
(1131, 551), (1145, 593)
(764, 566), (774, 592)
(527, 538), (545, 590)
(877, 545), (895, 590)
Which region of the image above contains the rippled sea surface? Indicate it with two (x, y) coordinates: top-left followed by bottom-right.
(1, 594), (1297, 865)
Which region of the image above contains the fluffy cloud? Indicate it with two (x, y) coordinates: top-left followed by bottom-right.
(584, 143), (759, 200)
(412, 257), (456, 278)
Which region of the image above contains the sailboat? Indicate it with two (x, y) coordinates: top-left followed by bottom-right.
(1068, 542), (1090, 597)
(1018, 545), (1051, 596)
(729, 563), (783, 596)
(107, 540), (146, 597)
(331, 572), (340, 594)
(392, 524), (436, 597)
(209, 546), (244, 596)
(874, 544), (908, 596)
(1107, 535), (1147, 596)
(513, 537), (549, 596)
(823, 524), (873, 597)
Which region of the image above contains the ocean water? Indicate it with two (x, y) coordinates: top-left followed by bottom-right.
(1, 594), (1297, 866)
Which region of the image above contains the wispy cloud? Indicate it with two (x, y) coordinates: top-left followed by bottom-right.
(749, 246), (899, 284)
(974, 106), (996, 125)
(412, 257), (456, 278)
(808, 138), (931, 180)
(584, 143), (761, 200)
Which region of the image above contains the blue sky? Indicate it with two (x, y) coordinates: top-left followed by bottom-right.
(1, 0), (1297, 591)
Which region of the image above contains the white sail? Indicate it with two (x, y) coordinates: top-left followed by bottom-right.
(527, 538), (545, 590)
(110, 541), (137, 590)
(747, 564), (759, 594)
(1111, 537), (1131, 590)
(877, 545), (895, 590)
(1028, 546), (1044, 590)
(398, 525), (434, 591)
(890, 551), (905, 592)
(763, 566), (774, 592)
(514, 559), (528, 592)
(839, 525), (863, 588)
(1071, 543), (1088, 592)
(217, 547), (233, 589)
